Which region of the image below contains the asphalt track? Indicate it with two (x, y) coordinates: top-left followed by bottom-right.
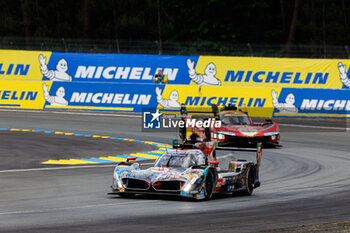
(0, 109), (349, 232)
(0, 130), (156, 169)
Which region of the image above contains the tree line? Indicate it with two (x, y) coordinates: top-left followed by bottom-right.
(0, 0), (348, 47)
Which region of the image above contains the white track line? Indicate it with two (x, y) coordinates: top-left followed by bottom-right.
(0, 200), (157, 215)
(217, 154), (236, 159)
(0, 109), (141, 118)
(53, 111), (141, 118)
(0, 109), (348, 129)
(279, 123), (350, 131)
(0, 109), (45, 114)
(0, 163), (154, 173)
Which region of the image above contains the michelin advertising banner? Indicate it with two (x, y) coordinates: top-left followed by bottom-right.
(0, 49), (349, 119)
(0, 80), (45, 109)
(158, 85), (350, 119)
(0, 80), (158, 112)
(0, 80), (348, 119)
(1, 49), (350, 89)
(0, 49), (196, 84)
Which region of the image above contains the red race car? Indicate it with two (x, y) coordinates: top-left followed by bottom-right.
(179, 105), (280, 147)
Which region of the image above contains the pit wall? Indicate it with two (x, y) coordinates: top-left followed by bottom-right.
(0, 49), (349, 119)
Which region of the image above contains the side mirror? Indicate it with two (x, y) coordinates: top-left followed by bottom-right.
(208, 160), (220, 165)
(212, 104), (219, 117)
(180, 104), (187, 115)
(172, 139), (180, 148)
(126, 157), (137, 162)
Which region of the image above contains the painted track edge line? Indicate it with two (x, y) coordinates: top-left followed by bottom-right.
(1, 127), (170, 165)
(0, 163), (155, 173)
(279, 123), (350, 131)
(0, 200), (158, 215)
(0, 109), (142, 118)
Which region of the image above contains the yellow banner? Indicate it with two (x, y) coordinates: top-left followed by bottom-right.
(193, 56), (350, 89)
(159, 85), (280, 117)
(0, 80), (51, 109)
(0, 50), (51, 81)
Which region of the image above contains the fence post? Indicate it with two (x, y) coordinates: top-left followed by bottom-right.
(247, 43), (254, 57)
(155, 40), (162, 55)
(345, 45), (350, 59)
(62, 38), (67, 52)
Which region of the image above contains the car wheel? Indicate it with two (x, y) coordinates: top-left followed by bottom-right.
(212, 150), (217, 160)
(242, 166), (255, 195)
(204, 169), (216, 200)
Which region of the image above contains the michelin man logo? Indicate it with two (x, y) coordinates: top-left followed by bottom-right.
(39, 54), (72, 81)
(156, 87), (181, 109)
(43, 83), (68, 106)
(187, 59), (221, 86)
(338, 62), (350, 88)
(272, 90), (298, 114)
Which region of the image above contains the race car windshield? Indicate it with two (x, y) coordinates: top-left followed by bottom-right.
(155, 151), (206, 168)
(221, 115), (251, 125)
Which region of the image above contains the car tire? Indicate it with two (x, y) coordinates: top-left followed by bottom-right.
(212, 150), (217, 160)
(204, 169), (216, 200)
(242, 166), (255, 195)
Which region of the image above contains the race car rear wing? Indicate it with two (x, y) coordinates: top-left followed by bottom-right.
(180, 104), (219, 118)
(173, 140), (262, 170)
(172, 140), (216, 160)
(217, 142), (262, 185)
(178, 104), (251, 142)
(179, 104), (249, 117)
(216, 142), (262, 162)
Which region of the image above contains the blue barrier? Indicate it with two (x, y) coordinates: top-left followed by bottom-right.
(46, 52), (198, 84)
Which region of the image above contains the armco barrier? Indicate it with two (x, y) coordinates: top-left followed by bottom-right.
(0, 80), (349, 119)
(1, 49), (350, 89)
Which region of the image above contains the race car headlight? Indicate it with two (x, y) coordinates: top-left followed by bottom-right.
(184, 176), (203, 193)
(218, 133), (225, 139)
(113, 173), (123, 188)
(183, 184), (191, 193)
(263, 131), (278, 137)
(213, 133), (218, 138)
(218, 131), (236, 137)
